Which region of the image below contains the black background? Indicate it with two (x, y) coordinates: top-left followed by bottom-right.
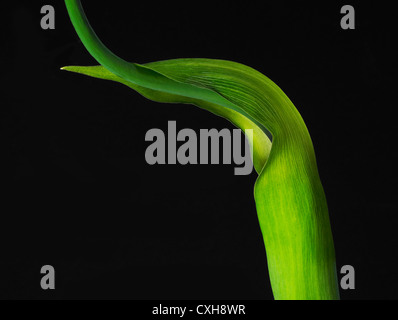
(1, 1), (396, 300)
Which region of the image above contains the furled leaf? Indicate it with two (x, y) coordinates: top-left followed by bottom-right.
(62, 0), (339, 300)
(61, 64), (272, 174)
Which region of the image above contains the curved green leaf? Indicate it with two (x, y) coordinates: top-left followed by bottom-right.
(61, 65), (271, 174)
(62, 0), (339, 300)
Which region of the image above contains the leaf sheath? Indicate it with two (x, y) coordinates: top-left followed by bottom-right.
(62, 0), (340, 300)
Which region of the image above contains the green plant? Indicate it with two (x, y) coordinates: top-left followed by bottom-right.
(62, 0), (340, 300)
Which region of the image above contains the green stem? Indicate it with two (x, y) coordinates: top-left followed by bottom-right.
(63, 0), (340, 300)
